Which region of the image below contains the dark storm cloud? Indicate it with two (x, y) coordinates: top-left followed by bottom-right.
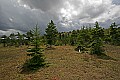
(0, 0), (54, 34)
(0, 0), (120, 35)
(21, 0), (64, 11)
(112, 0), (120, 5)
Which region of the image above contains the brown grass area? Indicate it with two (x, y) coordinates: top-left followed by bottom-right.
(0, 45), (120, 80)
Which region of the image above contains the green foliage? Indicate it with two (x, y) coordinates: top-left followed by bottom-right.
(75, 26), (91, 53)
(15, 32), (25, 47)
(24, 55), (45, 70)
(9, 33), (16, 46)
(24, 25), (46, 70)
(70, 30), (78, 45)
(109, 22), (120, 45)
(55, 40), (63, 46)
(103, 34), (111, 44)
(77, 26), (91, 47)
(25, 30), (34, 46)
(90, 22), (105, 55)
(45, 20), (58, 47)
(90, 38), (104, 55)
(0, 20), (119, 57)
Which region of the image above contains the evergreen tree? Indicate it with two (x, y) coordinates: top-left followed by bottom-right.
(1, 35), (7, 47)
(9, 33), (16, 46)
(75, 26), (91, 53)
(55, 32), (63, 46)
(24, 25), (46, 70)
(26, 30), (33, 46)
(103, 28), (111, 44)
(77, 26), (91, 47)
(16, 32), (24, 47)
(109, 22), (120, 45)
(90, 22), (105, 55)
(45, 20), (58, 47)
(70, 30), (77, 45)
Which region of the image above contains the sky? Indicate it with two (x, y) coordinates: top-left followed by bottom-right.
(0, 0), (120, 35)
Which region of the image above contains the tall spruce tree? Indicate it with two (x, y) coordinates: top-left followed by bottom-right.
(45, 20), (58, 47)
(25, 25), (46, 70)
(90, 22), (105, 55)
(70, 30), (77, 45)
(109, 22), (120, 45)
(77, 26), (91, 47)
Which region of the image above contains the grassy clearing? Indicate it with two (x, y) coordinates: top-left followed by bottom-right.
(0, 45), (120, 80)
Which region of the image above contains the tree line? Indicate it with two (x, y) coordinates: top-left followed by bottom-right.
(0, 20), (120, 48)
(0, 20), (120, 47)
(0, 20), (120, 70)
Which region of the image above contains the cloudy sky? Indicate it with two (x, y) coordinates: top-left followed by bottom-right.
(0, 0), (120, 35)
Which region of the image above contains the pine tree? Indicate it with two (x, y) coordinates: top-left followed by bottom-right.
(45, 20), (58, 48)
(109, 22), (120, 45)
(90, 22), (105, 55)
(16, 32), (24, 47)
(70, 30), (77, 45)
(75, 26), (91, 53)
(9, 33), (16, 46)
(77, 26), (91, 47)
(24, 25), (46, 70)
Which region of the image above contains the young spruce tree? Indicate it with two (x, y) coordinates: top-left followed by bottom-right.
(90, 22), (105, 55)
(45, 20), (58, 47)
(109, 22), (120, 45)
(25, 25), (46, 70)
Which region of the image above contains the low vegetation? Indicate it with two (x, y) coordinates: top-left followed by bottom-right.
(0, 45), (120, 80)
(0, 21), (120, 80)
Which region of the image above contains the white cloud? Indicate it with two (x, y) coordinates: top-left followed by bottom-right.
(0, 0), (120, 35)
(0, 29), (23, 36)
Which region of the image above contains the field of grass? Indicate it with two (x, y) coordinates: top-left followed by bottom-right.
(0, 45), (120, 80)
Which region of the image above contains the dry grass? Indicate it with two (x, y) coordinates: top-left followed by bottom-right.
(0, 45), (120, 80)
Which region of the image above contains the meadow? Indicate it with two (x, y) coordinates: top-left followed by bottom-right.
(0, 45), (120, 80)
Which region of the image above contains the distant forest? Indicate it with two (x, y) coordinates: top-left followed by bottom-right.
(0, 20), (120, 47)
